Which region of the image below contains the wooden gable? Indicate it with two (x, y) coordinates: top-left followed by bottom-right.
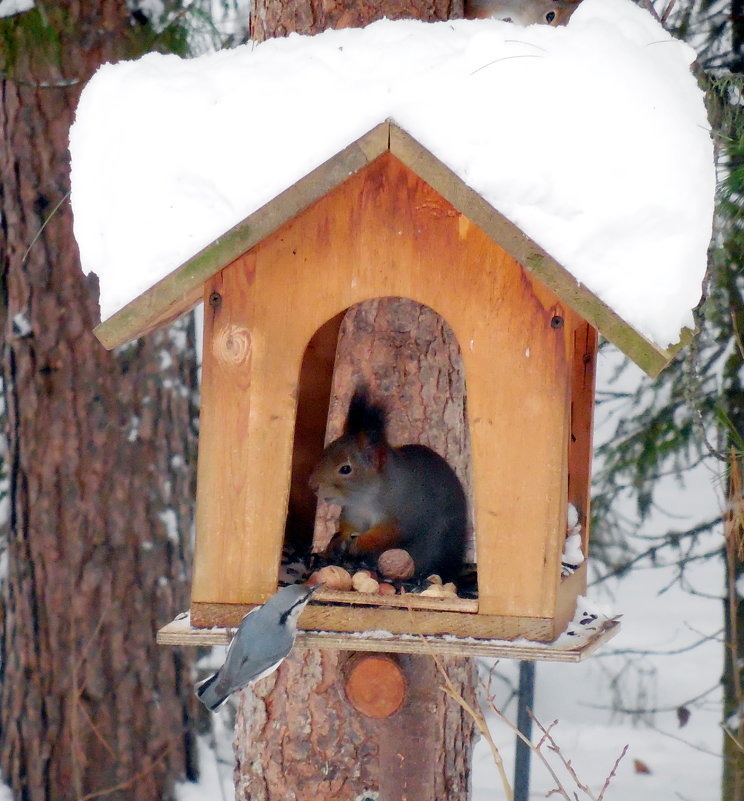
(93, 120), (688, 378)
(185, 149), (594, 643)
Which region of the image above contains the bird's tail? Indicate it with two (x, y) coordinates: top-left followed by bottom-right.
(195, 673), (229, 711)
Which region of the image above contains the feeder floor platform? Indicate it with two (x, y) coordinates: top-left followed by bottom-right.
(157, 613), (619, 662)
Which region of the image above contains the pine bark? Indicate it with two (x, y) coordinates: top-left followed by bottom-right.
(0, 5), (199, 799)
(250, 0), (462, 39)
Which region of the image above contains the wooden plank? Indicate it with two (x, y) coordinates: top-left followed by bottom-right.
(157, 612), (620, 662)
(192, 263), (288, 605)
(388, 122), (683, 378)
(93, 117), (686, 378)
(92, 122), (392, 350)
(191, 599), (555, 640)
(568, 321), (598, 558)
(312, 588), (479, 613)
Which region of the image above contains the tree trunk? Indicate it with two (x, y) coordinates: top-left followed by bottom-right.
(250, 0), (462, 39)
(234, 18), (479, 759)
(0, 5), (199, 799)
(719, 242), (744, 801)
(239, 5), (480, 798)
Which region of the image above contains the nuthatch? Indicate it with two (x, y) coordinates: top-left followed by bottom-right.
(196, 583), (321, 711)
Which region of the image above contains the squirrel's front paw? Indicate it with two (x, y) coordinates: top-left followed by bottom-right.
(325, 531), (353, 558)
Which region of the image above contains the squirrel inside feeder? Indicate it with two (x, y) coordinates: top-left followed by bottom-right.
(309, 386), (466, 583)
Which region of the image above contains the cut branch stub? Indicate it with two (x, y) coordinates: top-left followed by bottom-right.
(343, 653), (406, 718)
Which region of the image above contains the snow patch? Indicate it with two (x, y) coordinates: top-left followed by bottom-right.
(70, 0), (714, 347)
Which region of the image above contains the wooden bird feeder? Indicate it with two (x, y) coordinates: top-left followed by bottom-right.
(93, 121), (687, 660)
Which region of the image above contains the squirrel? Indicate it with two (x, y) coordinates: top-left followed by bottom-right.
(465, 0), (582, 26)
(308, 386), (467, 582)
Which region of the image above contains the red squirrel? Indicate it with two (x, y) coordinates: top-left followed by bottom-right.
(308, 387), (467, 582)
(465, 0), (582, 26)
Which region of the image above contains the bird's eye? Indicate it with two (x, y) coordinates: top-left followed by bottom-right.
(545, 10), (556, 22)
(338, 463), (352, 475)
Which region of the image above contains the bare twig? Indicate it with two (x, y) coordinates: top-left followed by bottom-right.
(420, 622), (627, 800)
(531, 714), (597, 800)
(660, 0), (676, 23)
(22, 191), (70, 263)
(597, 744), (630, 801)
(434, 651), (514, 801)
(482, 692), (572, 800)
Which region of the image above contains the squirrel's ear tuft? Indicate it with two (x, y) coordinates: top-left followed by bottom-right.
(346, 385), (386, 444)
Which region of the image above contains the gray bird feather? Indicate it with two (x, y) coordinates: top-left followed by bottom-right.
(196, 583), (319, 711)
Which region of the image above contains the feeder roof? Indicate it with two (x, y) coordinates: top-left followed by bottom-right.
(69, 0), (715, 375)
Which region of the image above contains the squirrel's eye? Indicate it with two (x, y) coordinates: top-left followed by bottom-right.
(545, 10), (556, 22)
(338, 464), (352, 475)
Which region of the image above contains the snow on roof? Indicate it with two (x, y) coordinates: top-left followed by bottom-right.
(69, 0), (714, 348)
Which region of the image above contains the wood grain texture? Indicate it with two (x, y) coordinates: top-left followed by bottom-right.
(93, 123), (391, 350)
(193, 152), (576, 623)
(343, 654), (406, 718)
(94, 119), (682, 377)
(158, 608), (620, 662)
(388, 123), (682, 377)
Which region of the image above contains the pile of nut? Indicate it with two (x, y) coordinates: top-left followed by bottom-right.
(306, 547), (458, 598)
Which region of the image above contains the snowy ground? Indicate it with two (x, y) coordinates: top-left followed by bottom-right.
(178, 349), (725, 801)
(472, 549), (722, 801)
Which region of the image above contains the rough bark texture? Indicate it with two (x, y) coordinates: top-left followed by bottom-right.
(0, 5), (199, 799)
(314, 299), (473, 557)
(235, 648), (476, 801)
(250, 0), (463, 40)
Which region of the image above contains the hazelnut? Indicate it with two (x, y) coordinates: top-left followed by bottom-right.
(442, 582), (458, 598)
(425, 574), (443, 586)
(310, 565), (353, 591)
(378, 582), (397, 596)
(352, 572), (380, 594)
(420, 584), (446, 598)
(377, 549), (415, 581)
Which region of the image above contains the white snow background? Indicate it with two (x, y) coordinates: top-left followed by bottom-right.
(69, 0), (715, 348)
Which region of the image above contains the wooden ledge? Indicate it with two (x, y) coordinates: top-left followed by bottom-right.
(312, 587), (478, 614)
(157, 613), (619, 662)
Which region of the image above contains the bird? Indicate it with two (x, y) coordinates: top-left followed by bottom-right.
(196, 583), (321, 711)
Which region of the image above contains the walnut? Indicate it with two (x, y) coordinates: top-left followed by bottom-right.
(377, 549), (415, 581)
(309, 565), (353, 591)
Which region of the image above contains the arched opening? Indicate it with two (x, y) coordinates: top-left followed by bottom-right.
(282, 296), (476, 600)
